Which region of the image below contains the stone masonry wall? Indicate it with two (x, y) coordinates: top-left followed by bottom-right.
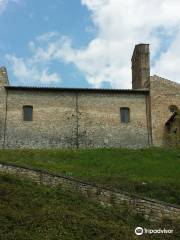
(78, 92), (149, 148)
(0, 162), (180, 223)
(150, 76), (180, 146)
(0, 87), (7, 147)
(2, 89), (149, 149)
(4, 90), (78, 148)
(0, 68), (9, 147)
(132, 44), (150, 89)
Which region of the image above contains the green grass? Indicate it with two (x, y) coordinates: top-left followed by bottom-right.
(0, 148), (180, 204)
(0, 174), (179, 240)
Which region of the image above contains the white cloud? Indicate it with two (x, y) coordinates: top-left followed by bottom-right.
(0, 0), (8, 13)
(0, 0), (20, 14)
(35, 32), (60, 42)
(153, 31), (180, 82)
(6, 0), (180, 87)
(6, 31), (62, 85)
(32, 0), (180, 88)
(6, 54), (60, 85)
(77, 0), (180, 87)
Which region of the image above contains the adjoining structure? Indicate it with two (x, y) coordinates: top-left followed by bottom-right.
(165, 108), (180, 148)
(0, 44), (179, 149)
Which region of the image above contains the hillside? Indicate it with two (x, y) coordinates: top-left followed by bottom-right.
(1, 174), (180, 240)
(0, 148), (180, 204)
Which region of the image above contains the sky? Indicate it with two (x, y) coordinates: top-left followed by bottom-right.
(0, 0), (180, 89)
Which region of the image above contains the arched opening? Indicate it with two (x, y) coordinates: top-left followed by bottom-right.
(165, 105), (180, 147)
(169, 105), (178, 113)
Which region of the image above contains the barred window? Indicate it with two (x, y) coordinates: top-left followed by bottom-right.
(23, 106), (33, 121)
(120, 107), (130, 123)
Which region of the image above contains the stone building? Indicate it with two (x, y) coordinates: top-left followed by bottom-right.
(0, 44), (179, 149)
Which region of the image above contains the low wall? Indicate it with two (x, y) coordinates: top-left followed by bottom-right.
(0, 162), (180, 222)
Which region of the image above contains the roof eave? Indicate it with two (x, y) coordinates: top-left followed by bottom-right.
(5, 86), (149, 94)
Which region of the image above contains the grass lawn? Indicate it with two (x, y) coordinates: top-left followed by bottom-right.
(0, 147), (180, 204)
(0, 174), (179, 240)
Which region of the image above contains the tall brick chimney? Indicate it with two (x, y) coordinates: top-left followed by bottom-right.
(131, 44), (150, 89)
(0, 67), (9, 86)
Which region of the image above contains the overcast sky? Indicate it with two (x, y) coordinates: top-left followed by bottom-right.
(0, 0), (180, 88)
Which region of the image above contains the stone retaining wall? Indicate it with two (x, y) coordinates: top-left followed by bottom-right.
(0, 162), (180, 223)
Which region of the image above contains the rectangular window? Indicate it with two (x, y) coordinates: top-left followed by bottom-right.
(23, 106), (33, 121)
(120, 107), (130, 123)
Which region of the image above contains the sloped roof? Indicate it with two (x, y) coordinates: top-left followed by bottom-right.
(5, 86), (149, 94)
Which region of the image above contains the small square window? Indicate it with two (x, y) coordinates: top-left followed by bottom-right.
(120, 107), (130, 123)
(23, 106), (33, 121)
